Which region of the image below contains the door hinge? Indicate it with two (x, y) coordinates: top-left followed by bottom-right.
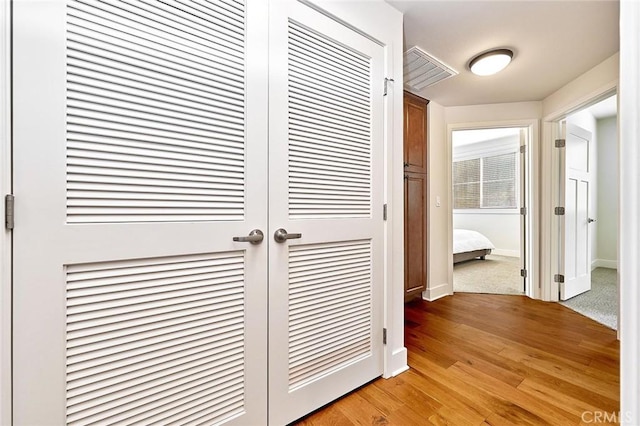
(520, 269), (527, 278)
(555, 207), (565, 216)
(520, 207), (527, 215)
(554, 274), (565, 283)
(520, 145), (526, 153)
(4, 194), (14, 230)
(555, 139), (566, 148)
(383, 78), (394, 96)
(382, 328), (387, 345)
(383, 204), (388, 221)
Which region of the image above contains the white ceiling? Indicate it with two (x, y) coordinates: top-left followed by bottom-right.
(387, 0), (620, 106)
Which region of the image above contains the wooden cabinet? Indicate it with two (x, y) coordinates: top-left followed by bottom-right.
(403, 92), (429, 301)
(404, 92), (428, 174)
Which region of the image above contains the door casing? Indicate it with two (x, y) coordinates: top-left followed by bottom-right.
(446, 119), (539, 300)
(542, 86), (617, 302)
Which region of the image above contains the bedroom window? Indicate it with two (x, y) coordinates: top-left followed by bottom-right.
(453, 152), (517, 209)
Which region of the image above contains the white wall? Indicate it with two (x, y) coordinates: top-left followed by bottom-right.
(424, 101), (451, 301)
(566, 108), (599, 268)
(543, 53), (619, 119)
(596, 116), (618, 267)
(539, 52), (618, 301)
(426, 101), (540, 300)
(446, 101), (542, 124)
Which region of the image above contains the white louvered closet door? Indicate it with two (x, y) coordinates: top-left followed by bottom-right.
(13, 0), (268, 424)
(268, 2), (385, 424)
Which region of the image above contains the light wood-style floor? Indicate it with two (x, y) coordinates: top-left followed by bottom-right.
(295, 294), (620, 425)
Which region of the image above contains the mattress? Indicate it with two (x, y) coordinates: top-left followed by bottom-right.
(453, 229), (495, 254)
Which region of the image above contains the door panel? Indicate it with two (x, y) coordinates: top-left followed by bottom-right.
(65, 252), (248, 425)
(404, 172), (427, 298)
(268, 1), (385, 424)
(560, 124), (592, 300)
(13, 0), (268, 424)
(403, 93), (428, 173)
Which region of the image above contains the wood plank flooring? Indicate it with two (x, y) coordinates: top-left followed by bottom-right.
(294, 294), (620, 425)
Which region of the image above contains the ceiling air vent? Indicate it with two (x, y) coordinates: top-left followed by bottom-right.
(403, 46), (458, 91)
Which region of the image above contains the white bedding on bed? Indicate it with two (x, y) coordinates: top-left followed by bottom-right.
(453, 229), (495, 254)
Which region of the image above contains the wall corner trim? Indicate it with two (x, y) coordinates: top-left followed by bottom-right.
(422, 283), (451, 301)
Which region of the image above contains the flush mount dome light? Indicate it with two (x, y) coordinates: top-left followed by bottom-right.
(469, 49), (513, 76)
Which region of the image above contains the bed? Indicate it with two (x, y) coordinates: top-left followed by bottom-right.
(453, 229), (495, 264)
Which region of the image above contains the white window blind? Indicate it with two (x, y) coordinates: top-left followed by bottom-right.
(453, 158), (480, 209)
(453, 152), (517, 209)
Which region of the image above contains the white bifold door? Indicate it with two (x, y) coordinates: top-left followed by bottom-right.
(268, 2), (384, 424)
(559, 123), (593, 300)
(12, 0), (384, 424)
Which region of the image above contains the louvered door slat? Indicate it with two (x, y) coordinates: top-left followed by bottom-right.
(68, 96), (243, 130)
(288, 25), (369, 73)
(66, 0), (246, 223)
(290, 93), (370, 121)
(288, 241), (372, 389)
(67, 61), (245, 111)
(289, 80), (370, 115)
(288, 17), (371, 219)
(66, 251), (247, 426)
(72, 0), (244, 52)
(290, 99), (370, 130)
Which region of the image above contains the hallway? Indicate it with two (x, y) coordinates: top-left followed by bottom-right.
(296, 294), (619, 425)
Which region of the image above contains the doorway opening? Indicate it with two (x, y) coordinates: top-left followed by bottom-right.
(558, 94), (618, 330)
(451, 126), (530, 295)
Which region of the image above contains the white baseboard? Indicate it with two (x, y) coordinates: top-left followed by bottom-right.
(591, 259), (617, 270)
(422, 283), (451, 301)
(384, 347), (408, 378)
(491, 249), (520, 257)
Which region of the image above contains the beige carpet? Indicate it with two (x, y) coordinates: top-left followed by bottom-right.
(561, 268), (617, 330)
(453, 254), (523, 295)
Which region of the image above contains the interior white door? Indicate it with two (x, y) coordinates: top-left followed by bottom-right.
(519, 128), (527, 293)
(268, 1), (385, 424)
(13, 1), (268, 424)
(560, 123), (593, 300)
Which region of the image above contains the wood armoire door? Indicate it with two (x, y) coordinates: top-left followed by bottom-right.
(404, 173), (428, 299)
(13, 1), (268, 424)
(403, 92), (428, 174)
(403, 92), (429, 300)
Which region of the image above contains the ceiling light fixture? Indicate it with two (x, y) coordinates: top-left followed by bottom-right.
(469, 49), (513, 76)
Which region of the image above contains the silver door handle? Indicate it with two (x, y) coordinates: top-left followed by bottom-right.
(233, 229), (264, 244)
(274, 228), (302, 243)
(588, 218), (597, 223)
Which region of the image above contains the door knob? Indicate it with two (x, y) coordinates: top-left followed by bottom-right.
(588, 218), (597, 223)
(233, 229), (264, 244)
(273, 228), (302, 243)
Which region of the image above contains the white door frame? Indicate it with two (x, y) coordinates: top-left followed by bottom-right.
(0, 0), (11, 423)
(619, 0), (640, 421)
(541, 85), (617, 303)
(446, 119), (539, 300)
